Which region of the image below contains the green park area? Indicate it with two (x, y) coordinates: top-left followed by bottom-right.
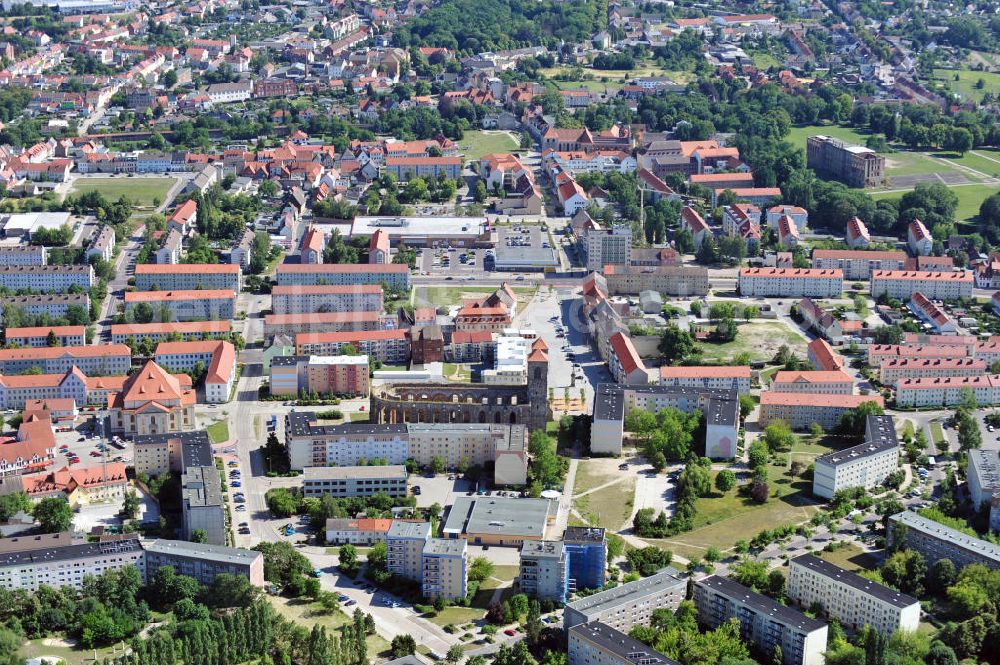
(572, 459), (636, 531)
(456, 130), (519, 160)
(872, 182), (998, 223)
(206, 421), (230, 444)
(68, 176), (177, 208)
(816, 541), (881, 573)
(695, 321), (808, 364)
(269, 596), (390, 655)
(933, 68), (1000, 103)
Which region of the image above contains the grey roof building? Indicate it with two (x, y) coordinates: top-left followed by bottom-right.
(564, 567), (687, 633)
(442, 496), (553, 546)
(568, 622), (681, 665)
(888, 510), (1000, 570)
(181, 466), (226, 546)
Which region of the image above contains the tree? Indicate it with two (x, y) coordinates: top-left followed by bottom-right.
(191, 529), (208, 543)
(0, 492), (30, 521)
(715, 469), (736, 492)
(763, 420), (796, 453)
(657, 324), (700, 364)
(339, 544), (359, 573)
(391, 635), (417, 658)
(748, 440), (769, 468)
(252, 541), (312, 585)
(469, 556), (495, 582)
(431, 456), (446, 474)
(836, 401), (885, 438)
(33, 497), (73, 532)
(121, 489), (140, 520)
(259, 180), (279, 198)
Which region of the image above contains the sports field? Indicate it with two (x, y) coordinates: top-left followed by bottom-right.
(68, 176), (176, 208)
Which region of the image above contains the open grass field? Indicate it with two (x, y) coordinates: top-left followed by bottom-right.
(269, 596), (390, 656)
(68, 176), (176, 208)
(933, 68), (1000, 103)
(206, 420), (230, 443)
(872, 183), (997, 222)
(816, 542), (881, 573)
(883, 151), (952, 177)
(647, 463), (821, 559)
(696, 321), (808, 364)
(419, 286), (535, 309)
(20, 637), (121, 665)
(751, 52), (782, 69)
(930, 422), (946, 448)
(573, 459), (619, 495)
(784, 124), (871, 155)
(423, 606), (485, 627)
(938, 149), (1000, 178)
(539, 64), (694, 85)
(572, 478), (635, 531)
(457, 131), (519, 161)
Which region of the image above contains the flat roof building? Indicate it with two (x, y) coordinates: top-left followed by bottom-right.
(181, 465), (226, 546)
(301, 465), (408, 498)
(519, 540), (569, 603)
(568, 622), (680, 665)
(442, 496), (554, 546)
(813, 414), (900, 499)
(564, 567), (687, 633)
(887, 510), (1000, 570)
(788, 554), (920, 635)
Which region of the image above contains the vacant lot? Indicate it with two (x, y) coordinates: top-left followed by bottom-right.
(696, 321), (807, 364)
(457, 131), (519, 161)
(69, 176), (176, 208)
(419, 286), (535, 309)
(649, 463), (821, 559)
(206, 420), (230, 444)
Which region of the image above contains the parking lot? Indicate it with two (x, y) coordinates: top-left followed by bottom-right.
(50, 412), (133, 468)
(418, 246), (491, 275)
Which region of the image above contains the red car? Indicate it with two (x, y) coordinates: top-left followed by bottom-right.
(504, 629), (516, 637)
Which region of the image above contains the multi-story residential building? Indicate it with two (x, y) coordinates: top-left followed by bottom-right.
(263, 312), (381, 337)
(124, 289), (236, 322)
(407, 423), (528, 482)
(867, 344), (959, 367)
(585, 225), (632, 272)
(5, 325), (85, 347)
(607, 332), (649, 385)
(133, 430), (212, 477)
(711, 187), (782, 208)
(680, 207), (710, 248)
(0, 265), (92, 292)
(386, 520), (431, 581)
(564, 568), (687, 632)
(205, 80), (253, 104)
(895, 374), (1000, 408)
(519, 540), (569, 603)
(142, 539), (264, 587)
(0, 246), (46, 266)
(806, 135), (885, 188)
(810, 249), (906, 280)
(0, 293), (89, 319)
(564, 526), (607, 592)
(758, 392), (884, 430)
(568, 622), (680, 665)
(154, 340), (236, 404)
(269, 355), (371, 397)
(658, 366), (751, 392)
(738, 267), (843, 298)
(907, 220), (933, 256)
(285, 417), (410, 469)
(276, 263), (409, 290)
(766, 205), (808, 231)
(887, 510), (1000, 570)
(108, 361), (196, 435)
(181, 465), (226, 545)
(694, 576), (828, 665)
(967, 449), (1000, 513)
(271, 284), (384, 315)
(591, 383), (740, 458)
(156, 229), (182, 265)
(385, 156), (462, 181)
(870, 271), (973, 301)
(788, 555), (920, 635)
(325, 518), (394, 545)
(0, 345), (130, 375)
(0, 533), (146, 592)
(230, 229), (255, 272)
(807, 338), (845, 372)
(85, 225), (115, 263)
(908, 292), (957, 333)
(134, 264), (241, 293)
(295, 330), (409, 364)
(110, 321), (231, 344)
(722, 203), (762, 251)
(455, 304), (513, 334)
(422, 538), (468, 601)
(846, 217), (871, 248)
(879, 357), (985, 387)
(301, 465), (408, 498)
(603, 265), (709, 296)
(771, 370), (854, 394)
(813, 414), (899, 499)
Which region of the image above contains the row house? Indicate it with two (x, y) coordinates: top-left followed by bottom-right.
(846, 217), (871, 248)
(738, 268), (843, 298)
(721, 203), (761, 252)
(879, 357), (985, 387)
(658, 366), (750, 392)
(896, 375), (1000, 408)
(759, 392), (885, 430)
(811, 249), (906, 281)
(541, 150), (637, 174)
(907, 292), (957, 334)
(870, 271), (973, 301)
(383, 156), (461, 182)
(771, 370), (854, 395)
(295, 329), (409, 365)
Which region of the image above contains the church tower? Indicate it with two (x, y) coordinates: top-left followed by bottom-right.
(526, 338), (550, 430)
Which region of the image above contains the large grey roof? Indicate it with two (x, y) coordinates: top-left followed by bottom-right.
(443, 496), (552, 539)
(697, 575), (827, 633)
(888, 511), (1000, 565)
(566, 567), (686, 616)
(790, 554), (918, 608)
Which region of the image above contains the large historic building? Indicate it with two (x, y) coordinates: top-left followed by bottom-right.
(107, 361), (196, 435)
(371, 339), (549, 430)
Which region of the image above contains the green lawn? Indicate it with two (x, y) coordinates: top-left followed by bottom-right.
(573, 460), (617, 495)
(20, 637), (120, 665)
(696, 321), (807, 364)
(572, 477), (635, 531)
(646, 463), (821, 559)
(784, 124), (871, 155)
(817, 542), (881, 573)
(872, 183), (998, 222)
(68, 176), (176, 208)
(930, 422), (946, 448)
(269, 596), (390, 656)
(490, 565), (520, 582)
(933, 68), (1000, 102)
(457, 131), (519, 160)
(883, 151), (952, 177)
(936, 150), (1000, 178)
(551, 78), (623, 94)
(418, 286), (535, 309)
(423, 606), (485, 627)
(442, 363), (472, 381)
(751, 52), (782, 69)
(206, 421), (230, 444)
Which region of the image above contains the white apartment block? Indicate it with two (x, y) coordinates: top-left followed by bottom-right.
(564, 568), (687, 632)
(324, 518), (392, 545)
(124, 290), (235, 322)
(758, 392), (884, 430)
(895, 374), (1000, 408)
(422, 538), (467, 601)
(788, 555), (920, 635)
(568, 622), (680, 665)
(967, 449), (1000, 511)
(867, 344), (960, 367)
(694, 576), (828, 665)
(0, 265), (92, 292)
(738, 268), (843, 298)
(134, 264), (242, 293)
(0, 534), (145, 592)
(386, 520), (431, 582)
(407, 423), (527, 475)
(878, 357), (985, 387)
(813, 415), (899, 499)
(810, 249), (906, 280)
(0, 246), (46, 266)
(657, 366), (751, 393)
(0, 293), (89, 319)
(771, 370), (854, 395)
(869, 271), (973, 301)
(285, 418), (409, 470)
(271, 284), (384, 315)
(302, 465), (408, 498)
(887, 510), (1000, 570)
(519, 540), (569, 603)
(586, 226), (632, 272)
